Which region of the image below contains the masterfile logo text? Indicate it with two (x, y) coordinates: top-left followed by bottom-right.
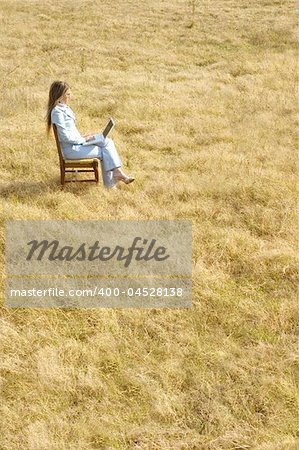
(5, 220), (192, 308)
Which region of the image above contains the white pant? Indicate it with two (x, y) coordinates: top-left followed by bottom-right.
(61, 138), (122, 187)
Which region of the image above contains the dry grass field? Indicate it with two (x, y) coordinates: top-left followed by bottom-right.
(0, 0), (298, 448)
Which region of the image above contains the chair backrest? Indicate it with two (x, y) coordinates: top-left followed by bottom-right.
(52, 124), (65, 165)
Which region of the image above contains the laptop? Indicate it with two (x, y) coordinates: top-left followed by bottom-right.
(82, 117), (115, 146)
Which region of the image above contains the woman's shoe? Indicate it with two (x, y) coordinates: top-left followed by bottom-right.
(123, 176), (135, 184)
(114, 174), (135, 184)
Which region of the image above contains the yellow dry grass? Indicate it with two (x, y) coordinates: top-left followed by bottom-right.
(0, 0), (298, 449)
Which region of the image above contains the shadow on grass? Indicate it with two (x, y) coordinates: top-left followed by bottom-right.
(0, 179), (100, 199)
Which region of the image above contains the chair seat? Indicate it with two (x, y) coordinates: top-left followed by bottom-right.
(64, 158), (98, 167)
(53, 124), (99, 185)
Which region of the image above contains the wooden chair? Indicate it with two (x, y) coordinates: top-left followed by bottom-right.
(53, 124), (99, 185)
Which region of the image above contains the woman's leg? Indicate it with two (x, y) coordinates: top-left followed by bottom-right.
(64, 143), (117, 188)
(100, 160), (115, 188)
(97, 138), (122, 172)
(96, 138), (122, 188)
(97, 137), (134, 187)
(98, 138), (134, 184)
(63, 139), (133, 187)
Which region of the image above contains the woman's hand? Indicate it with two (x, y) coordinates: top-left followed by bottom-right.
(83, 134), (96, 142)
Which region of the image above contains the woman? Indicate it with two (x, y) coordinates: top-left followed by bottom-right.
(46, 81), (134, 188)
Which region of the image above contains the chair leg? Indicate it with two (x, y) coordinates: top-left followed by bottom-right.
(59, 161), (99, 185)
(60, 167), (65, 185)
(93, 160), (99, 184)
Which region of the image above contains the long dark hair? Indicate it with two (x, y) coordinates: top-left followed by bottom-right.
(46, 81), (70, 134)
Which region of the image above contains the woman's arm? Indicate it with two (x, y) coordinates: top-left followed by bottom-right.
(51, 109), (86, 145)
